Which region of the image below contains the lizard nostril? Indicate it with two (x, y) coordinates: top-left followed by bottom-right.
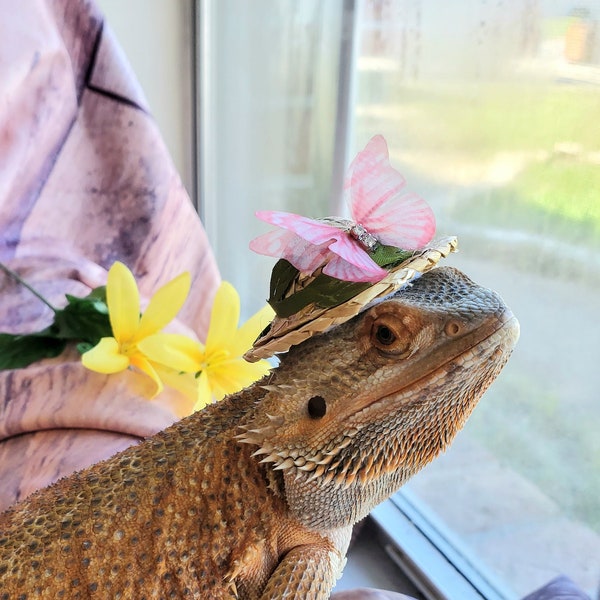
(445, 320), (462, 336)
(307, 396), (327, 419)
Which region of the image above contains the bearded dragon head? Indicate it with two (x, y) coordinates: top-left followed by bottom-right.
(238, 266), (519, 529)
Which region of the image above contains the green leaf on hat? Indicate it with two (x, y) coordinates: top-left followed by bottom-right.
(268, 245), (414, 318)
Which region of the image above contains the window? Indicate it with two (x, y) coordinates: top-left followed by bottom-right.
(197, 1), (600, 597)
(196, 0), (349, 311)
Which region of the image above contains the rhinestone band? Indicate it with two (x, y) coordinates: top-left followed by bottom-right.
(349, 224), (379, 251)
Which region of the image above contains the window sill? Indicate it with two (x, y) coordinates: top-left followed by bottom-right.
(367, 492), (515, 600)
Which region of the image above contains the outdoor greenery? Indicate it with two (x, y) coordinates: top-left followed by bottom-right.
(401, 84), (600, 156)
(358, 81), (600, 245)
(459, 159), (600, 248)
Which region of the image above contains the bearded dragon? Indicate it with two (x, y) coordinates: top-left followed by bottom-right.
(0, 266), (519, 599)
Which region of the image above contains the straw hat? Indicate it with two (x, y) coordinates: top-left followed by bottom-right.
(245, 236), (457, 362)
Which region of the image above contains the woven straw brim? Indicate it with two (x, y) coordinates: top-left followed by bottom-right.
(244, 236), (458, 362)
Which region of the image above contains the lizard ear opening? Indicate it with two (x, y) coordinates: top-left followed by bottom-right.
(307, 395), (327, 419)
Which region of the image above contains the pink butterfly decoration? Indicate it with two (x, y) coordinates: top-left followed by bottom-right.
(249, 135), (436, 283)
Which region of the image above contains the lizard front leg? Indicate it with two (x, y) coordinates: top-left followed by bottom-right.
(259, 544), (346, 599)
(259, 528), (351, 600)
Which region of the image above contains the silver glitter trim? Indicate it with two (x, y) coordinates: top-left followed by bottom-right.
(349, 224), (379, 251)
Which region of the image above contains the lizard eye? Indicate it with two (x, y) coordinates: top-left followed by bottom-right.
(375, 324), (396, 345)
(370, 316), (411, 355)
(307, 395), (327, 419)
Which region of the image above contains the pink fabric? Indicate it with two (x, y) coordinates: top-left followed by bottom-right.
(0, 0), (220, 510)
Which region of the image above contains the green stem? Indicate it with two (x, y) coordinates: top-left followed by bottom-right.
(0, 262), (58, 313)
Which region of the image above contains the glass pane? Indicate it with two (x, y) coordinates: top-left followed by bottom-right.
(200, 0), (346, 315)
(352, 0), (600, 596)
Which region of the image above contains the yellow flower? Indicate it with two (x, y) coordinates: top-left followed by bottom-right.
(139, 281), (274, 411)
(82, 261), (191, 396)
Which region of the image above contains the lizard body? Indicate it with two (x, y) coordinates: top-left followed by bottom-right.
(0, 267), (519, 599)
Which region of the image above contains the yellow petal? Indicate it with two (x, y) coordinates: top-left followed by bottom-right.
(205, 281), (239, 352)
(138, 332), (203, 373)
(137, 272), (191, 340)
(81, 337), (130, 373)
(129, 354), (164, 398)
(229, 303), (275, 358)
(208, 357), (271, 400)
(107, 262), (140, 344)
(194, 371), (213, 412)
(154, 365), (199, 404)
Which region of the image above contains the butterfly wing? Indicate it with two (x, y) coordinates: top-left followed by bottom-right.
(250, 229), (331, 274)
(250, 211), (345, 274)
(254, 211), (348, 244)
(250, 211), (386, 282)
(325, 236), (387, 282)
(347, 135), (435, 250)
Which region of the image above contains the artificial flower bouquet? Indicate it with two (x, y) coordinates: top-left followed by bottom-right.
(0, 262), (272, 411)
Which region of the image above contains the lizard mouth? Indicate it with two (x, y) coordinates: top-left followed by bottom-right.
(317, 308), (521, 491)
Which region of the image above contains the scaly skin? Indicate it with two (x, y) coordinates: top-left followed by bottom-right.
(0, 267), (519, 599)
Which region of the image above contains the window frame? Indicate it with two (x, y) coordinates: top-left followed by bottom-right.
(370, 492), (516, 600)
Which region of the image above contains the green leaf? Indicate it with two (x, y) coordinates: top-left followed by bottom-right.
(267, 246), (416, 318)
(370, 245), (414, 268)
(269, 260), (299, 307)
(53, 288), (111, 343)
(270, 268), (370, 318)
(0, 284), (111, 371)
(76, 341), (95, 354)
(0, 332), (66, 370)
(84, 286), (108, 301)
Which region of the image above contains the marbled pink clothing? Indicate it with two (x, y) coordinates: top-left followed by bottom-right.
(0, 0), (220, 510)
